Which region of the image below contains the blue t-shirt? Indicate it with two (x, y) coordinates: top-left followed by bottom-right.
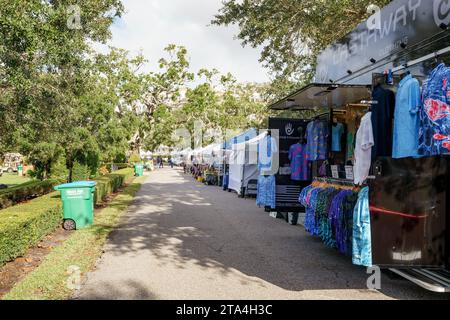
(331, 123), (344, 152)
(392, 74), (421, 159)
(352, 187), (372, 267)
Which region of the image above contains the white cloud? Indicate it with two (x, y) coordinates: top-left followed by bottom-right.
(100, 0), (270, 83)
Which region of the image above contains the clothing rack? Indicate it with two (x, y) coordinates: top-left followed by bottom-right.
(313, 177), (355, 186)
(391, 46), (450, 73)
(312, 112), (330, 121)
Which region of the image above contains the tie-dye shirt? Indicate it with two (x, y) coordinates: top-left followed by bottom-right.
(419, 63), (450, 156)
(288, 143), (310, 181)
(306, 121), (329, 161)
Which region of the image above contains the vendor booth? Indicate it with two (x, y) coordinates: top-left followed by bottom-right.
(222, 128), (258, 190)
(268, 0), (450, 292)
(228, 131), (266, 197)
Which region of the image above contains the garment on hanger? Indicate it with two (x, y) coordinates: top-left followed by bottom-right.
(306, 120), (328, 161)
(371, 84), (395, 159)
(346, 132), (355, 163)
(419, 63), (450, 156)
(299, 184), (358, 256)
(331, 122), (345, 152)
(354, 112), (374, 185)
(392, 73), (421, 158)
(288, 143), (310, 181)
(352, 187), (372, 267)
(256, 175), (276, 209)
(258, 134), (278, 175)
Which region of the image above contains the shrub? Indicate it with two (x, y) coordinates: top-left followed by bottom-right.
(0, 193), (62, 266)
(72, 161), (89, 181)
(92, 168), (134, 205)
(0, 169), (135, 267)
(128, 153), (141, 164)
(0, 180), (57, 210)
(104, 163), (130, 171)
(49, 155), (69, 184)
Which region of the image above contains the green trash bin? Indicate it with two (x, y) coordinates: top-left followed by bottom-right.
(54, 181), (97, 230)
(134, 164), (144, 177)
(17, 165), (23, 176)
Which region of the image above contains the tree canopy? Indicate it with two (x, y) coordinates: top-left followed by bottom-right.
(212, 0), (392, 97)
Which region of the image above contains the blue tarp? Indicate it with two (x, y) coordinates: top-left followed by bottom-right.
(223, 128), (258, 150)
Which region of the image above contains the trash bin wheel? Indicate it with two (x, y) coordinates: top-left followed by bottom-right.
(63, 219), (76, 231)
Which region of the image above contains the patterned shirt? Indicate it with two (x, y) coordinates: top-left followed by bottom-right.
(306, 121), (328, 161)
(256, 175), (276, 209)
(288, 143), (310, 181)
(419, 63), (450, 156)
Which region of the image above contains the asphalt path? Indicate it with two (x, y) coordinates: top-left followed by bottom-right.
(75, 168), (449, 300)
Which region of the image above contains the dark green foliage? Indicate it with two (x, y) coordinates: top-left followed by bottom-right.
(0, 193), (63, 266)
(0, 168), (134, 266)
(93, 168), (134, 205)
(71, 161), (89, 182)
(0, 180), (57, 210)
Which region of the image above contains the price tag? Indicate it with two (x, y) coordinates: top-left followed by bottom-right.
(331, 165), (339, 178)
(345, 166), (354, 180)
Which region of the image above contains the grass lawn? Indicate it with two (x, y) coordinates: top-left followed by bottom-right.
(2, 175), (147, 300)
(0, 174), (31, 187)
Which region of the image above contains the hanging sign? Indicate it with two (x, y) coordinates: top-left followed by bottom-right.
(331, 165), (340, 179)
(345, 166), (354, 180)
(314, 0), (450, 85)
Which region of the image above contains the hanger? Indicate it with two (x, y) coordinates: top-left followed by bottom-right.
(434, 53), (444, 66)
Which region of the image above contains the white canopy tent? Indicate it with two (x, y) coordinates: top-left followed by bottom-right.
(228, 131), (268, 196)
(201, 143), (222, 166)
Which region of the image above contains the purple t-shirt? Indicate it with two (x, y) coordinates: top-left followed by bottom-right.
(288, 143), (311, 181)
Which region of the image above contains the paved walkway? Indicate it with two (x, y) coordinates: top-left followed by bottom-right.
(75, 168), (448, 300)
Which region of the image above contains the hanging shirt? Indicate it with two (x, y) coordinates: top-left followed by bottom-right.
(419, 63), (450, 156)
(392, 74), (421, 158)
(306, 121), (329, 161)
(354, 112), (374, 185)
(352, 187), (372, 267)
(371, 85), (395, 159)
(256, 175), (276, 209)
(258, 135), (278, 175)
(288, 143), (310, 181)
(346, 132), (355, 163)
(331, 123), (344, 152)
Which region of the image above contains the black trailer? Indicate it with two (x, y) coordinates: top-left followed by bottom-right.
(266, 118), (310, 216)
(268, 0), (450, 292)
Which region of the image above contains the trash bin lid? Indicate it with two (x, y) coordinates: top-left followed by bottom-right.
(54, 181), (97, 190)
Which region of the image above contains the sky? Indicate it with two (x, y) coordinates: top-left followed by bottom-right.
(102, 0), (270, 84)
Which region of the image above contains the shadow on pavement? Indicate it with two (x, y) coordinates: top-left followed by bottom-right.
(95, 168), (450, 300)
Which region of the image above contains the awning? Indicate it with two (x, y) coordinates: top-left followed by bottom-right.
(268, 83), (371, 110)
(223, 128), (258, 150)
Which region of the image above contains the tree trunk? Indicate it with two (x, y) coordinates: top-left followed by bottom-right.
(67, 157), (74, 183)
(43, 162), (50, 180)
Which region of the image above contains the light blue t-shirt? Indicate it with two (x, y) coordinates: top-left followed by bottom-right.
(332, 123), (344, 152)
(352, 187), (372, 267)
(392, 74), (421, 158)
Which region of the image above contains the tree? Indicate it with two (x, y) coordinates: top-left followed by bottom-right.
(138, 45), (194, 152)
(150, 68), (270, 151)
(212, 0), (392, 97)
(0, 0), (139, 181)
